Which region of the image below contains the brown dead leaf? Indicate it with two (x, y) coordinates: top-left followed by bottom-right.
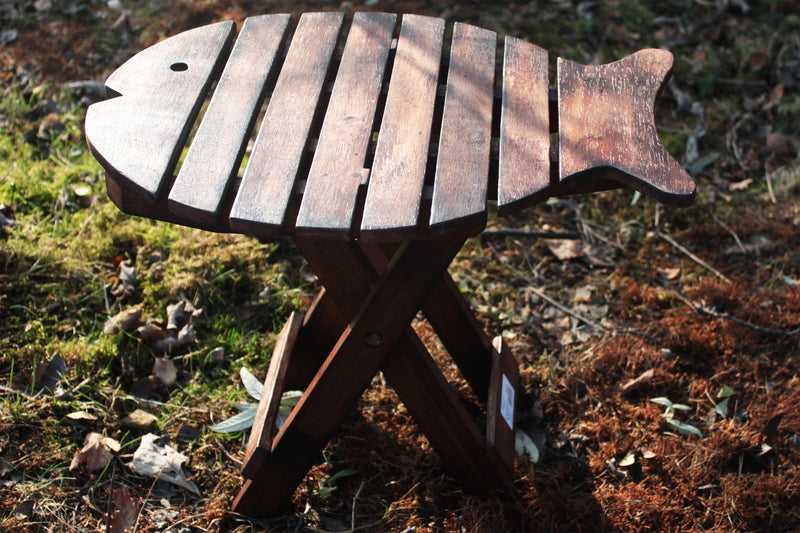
(749, 50), (770, 70)
(14, 500), (34, 519)
(767, 132), (797, 158)
(34, 354), (67, 393)
(120, 409), (158, 429)
(545, 239), (583, 260)
(69, 432), (120, 472)
(104, 306), (143, 335)
(618, 369), (655, 395)
(130, 376), (167, 401)
(136, 323), (166, 343)
(770, 83), (785, 101)
(109, 487), (140, 533)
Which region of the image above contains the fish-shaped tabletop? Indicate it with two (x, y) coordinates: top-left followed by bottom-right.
(85, 12), (695, 243)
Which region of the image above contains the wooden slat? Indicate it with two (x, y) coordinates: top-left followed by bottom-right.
(168, 15), (290, 226)
(295, 12), (397, 239)
(85, 21), (235, 202)
(486, 336), (519, 474)
(558, 49), (695, 205)
(429, 22), (496, 237)
(359, 15), (445, 242)
(229, 12), (345, 238)
(241, 311), (303, 479)
(497, 37), (550, 215)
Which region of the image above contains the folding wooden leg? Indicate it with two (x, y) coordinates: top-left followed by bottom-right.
(233, 238), (521, 516)
(232, 238), (466, 516)
(364, 242), (497, 401)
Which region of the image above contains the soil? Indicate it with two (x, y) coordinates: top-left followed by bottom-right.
(2, 0), (799, 532)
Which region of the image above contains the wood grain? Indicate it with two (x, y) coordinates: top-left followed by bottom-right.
(168, 15), (290, 226)
(429, 22), (496, 237)
(233, 238), (466, 515)
(241, 311), (302, 479)
(359, 15), (445, 242)
(295, 12), (397, 239)
(229, 12), (345, 238)
(85, 21), (235, 202)
(558, 49), (695, 205)
(497, 37), (550, 215)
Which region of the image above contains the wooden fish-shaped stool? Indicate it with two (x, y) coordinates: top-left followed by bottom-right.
(86, 11), (693, 242)
(85, 12), (695, 517)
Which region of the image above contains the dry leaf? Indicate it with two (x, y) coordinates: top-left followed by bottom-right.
(618, 369), (655, 395)
(121, 409), (158, 429)
(130, 376), (167, 401)
(153, 358), (177, 387)
(69, 432), (120, 472)
(545, 239), (584, 260)
(109, 487), (140, 533)
(66, 410), (97, 421)
(130, 434), (200, 495)
(767, 132), (797, 158)
(135, 323), (166, 343)
(104, 307), (143, 335)
(658, 267), (681, 280)
(749, 50), (769, 70)
(34, 354), (67, 393)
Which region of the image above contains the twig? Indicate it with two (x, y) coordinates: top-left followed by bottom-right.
(528, 286), (603, 331)
(765, 162), (777, 204)
(657, 231), (732, 284)
(673, 292), (800, 336)
(352, 480), (366, 531)
(105, 463), (116, 533)
(710, 211), (746, 254)
(0, 384), (42, 399)
(482, 228), (581, 240)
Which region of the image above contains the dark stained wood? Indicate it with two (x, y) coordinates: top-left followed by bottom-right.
(497, 37), (551, 215)
(365, 242), (495, 400)
(422, 272), (495, 400)
(295, 12), (397, 239)
(486, 336), (519, 474)
(381, 331), (513, 495)
(558, 49), (695, 206)
(241, 311), (303, 479)
(429, 22), (496, 237)
(306, 241), (511, 493)
(229, 12), (345, 238)
(167, 15), (290, 226)
(282, 288), (344, 389)
(233, 238), (465, 516)
(85, 21), (236, 202)
(360, 15), (445, 242)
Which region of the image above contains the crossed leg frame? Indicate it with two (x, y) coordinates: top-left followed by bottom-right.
(231, 238), (520, 517)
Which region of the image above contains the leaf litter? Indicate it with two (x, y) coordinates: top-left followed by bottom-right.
(1, 0), (799, 532)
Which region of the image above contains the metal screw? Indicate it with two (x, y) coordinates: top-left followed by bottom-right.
(364, 332), (383, 347)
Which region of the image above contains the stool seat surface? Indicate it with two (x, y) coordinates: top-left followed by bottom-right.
(85, 12), (694, 243)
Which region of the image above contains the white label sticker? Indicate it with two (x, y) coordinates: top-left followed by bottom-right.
(501, 374), (514, 430)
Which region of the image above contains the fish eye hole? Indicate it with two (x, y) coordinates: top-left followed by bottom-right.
(170, 62), (188, 72)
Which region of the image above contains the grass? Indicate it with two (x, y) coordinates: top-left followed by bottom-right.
(2, 0), (800, 531)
